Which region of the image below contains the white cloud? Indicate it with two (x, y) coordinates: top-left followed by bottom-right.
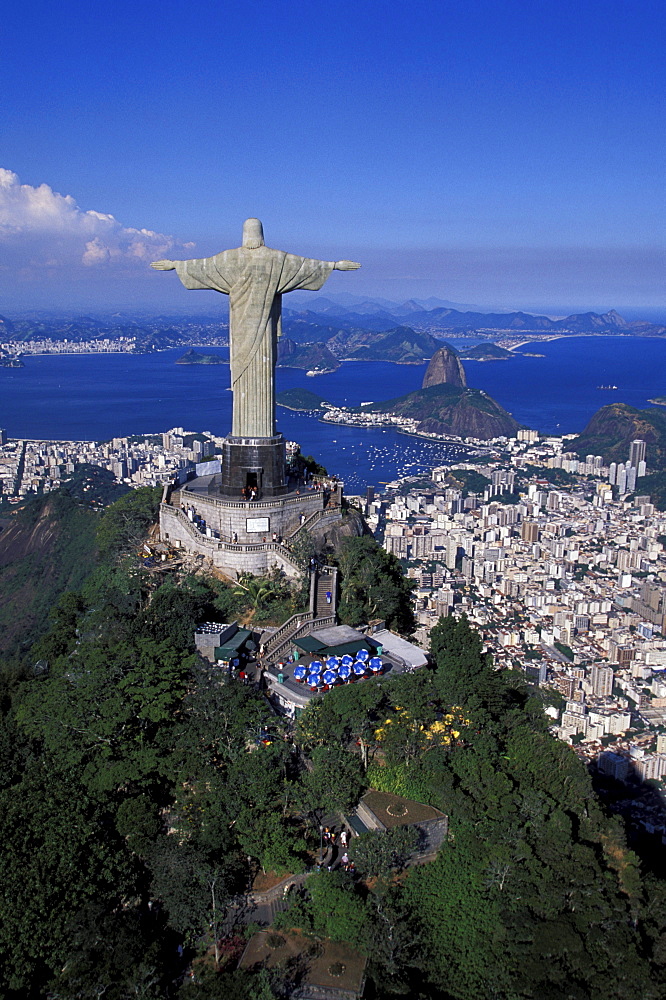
(0, 168), (194, 270)
(81, 237), (111, 266)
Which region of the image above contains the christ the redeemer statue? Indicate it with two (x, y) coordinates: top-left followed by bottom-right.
(151, 219), (360, 439)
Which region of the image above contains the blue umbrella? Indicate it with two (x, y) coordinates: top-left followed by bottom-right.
(357, 648), (370, 662)
(369, 657), (383, 673)
(293, 665), (307, 681)
(353, 660), (366, 676)
(310, 660), (323, 671)
(326, 656), (340, 670)
(338, 664), (351, 681)
(323, 669), (337, 686)
(341, 655), (354, 667)
(308, 673), (321, 688)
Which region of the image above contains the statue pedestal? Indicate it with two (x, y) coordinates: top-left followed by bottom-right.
(219, 434), (287, 498)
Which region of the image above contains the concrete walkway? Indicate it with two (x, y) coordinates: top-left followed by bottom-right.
(221, 871), (311, 934)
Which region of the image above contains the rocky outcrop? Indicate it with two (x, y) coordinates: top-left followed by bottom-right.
(310, 508), (366, 557)
(422, 345), (467, 388)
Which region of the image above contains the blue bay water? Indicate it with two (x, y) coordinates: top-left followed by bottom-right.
(1, 337), (665, 492)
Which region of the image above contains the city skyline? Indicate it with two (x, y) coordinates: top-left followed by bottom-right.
(1, 0), (664, 313)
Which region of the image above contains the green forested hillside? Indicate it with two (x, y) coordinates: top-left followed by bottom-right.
(572, 402), (666, 471)
(0, 469), (135, 660)
(276, 387), (331, 410)
(285, 618), (664, 998)
(640, 470), (666, 510)
(1, 497), (666, 998)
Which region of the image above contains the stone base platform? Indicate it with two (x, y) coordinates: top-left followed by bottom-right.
(159, 481), (344, 580)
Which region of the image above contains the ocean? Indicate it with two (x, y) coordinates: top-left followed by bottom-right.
(1, 336), (665, 492)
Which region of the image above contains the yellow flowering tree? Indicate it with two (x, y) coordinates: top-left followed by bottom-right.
(373, 705), (469, 761)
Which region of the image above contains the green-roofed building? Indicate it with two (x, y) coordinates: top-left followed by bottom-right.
(215, 627), (253, 662)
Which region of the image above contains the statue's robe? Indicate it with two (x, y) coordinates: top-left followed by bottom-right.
(174, 246), (334, 437)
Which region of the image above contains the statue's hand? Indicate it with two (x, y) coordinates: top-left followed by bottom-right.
(334, 260), (361, 270)
(150, 259), (176, 270)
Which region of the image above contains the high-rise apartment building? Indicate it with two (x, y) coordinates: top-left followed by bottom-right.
(626, 466), (637, 493)
(521, 521), (539, 543)
(590, 664), (614, 697)
(629, 439), (646, 468)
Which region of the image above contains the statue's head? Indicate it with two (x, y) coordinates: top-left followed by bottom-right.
(242, 218), (265, 249)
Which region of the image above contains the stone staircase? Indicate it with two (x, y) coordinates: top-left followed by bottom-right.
(263, 612), (317, 658)
(287, 507), (328, 540)
(261, 564), (338, 663)
(313, 569), (336, 617)
(262, 611), (337, 663)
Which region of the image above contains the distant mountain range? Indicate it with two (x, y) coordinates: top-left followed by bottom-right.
(2, 301), (665, 361)
(284, 301), (666, 338)
(278, 304), (666, 369)
(286, 292), (486, 314)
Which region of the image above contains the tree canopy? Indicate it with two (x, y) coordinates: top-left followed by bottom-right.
(334, 535), (416, 633)
(3, 481), (666, 998)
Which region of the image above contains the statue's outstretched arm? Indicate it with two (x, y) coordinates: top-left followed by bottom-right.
(334, 260), (361, 270)
(150, 260), (176, 270)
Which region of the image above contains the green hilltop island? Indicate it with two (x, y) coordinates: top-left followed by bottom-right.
(175, 348), (225, 365)
(275, 386), (332, 411)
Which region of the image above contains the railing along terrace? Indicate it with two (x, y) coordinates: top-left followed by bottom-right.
(179, 487), (327, 511)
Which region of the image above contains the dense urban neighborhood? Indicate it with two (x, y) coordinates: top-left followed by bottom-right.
(371, 432), (666, 787)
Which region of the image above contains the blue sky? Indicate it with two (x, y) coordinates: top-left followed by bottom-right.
(1, 0), (664, 313)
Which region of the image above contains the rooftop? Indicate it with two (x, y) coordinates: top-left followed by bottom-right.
(240, 930), (367, 1000)
(265, 626), (426, 713)
(360, 789), (445, 829)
